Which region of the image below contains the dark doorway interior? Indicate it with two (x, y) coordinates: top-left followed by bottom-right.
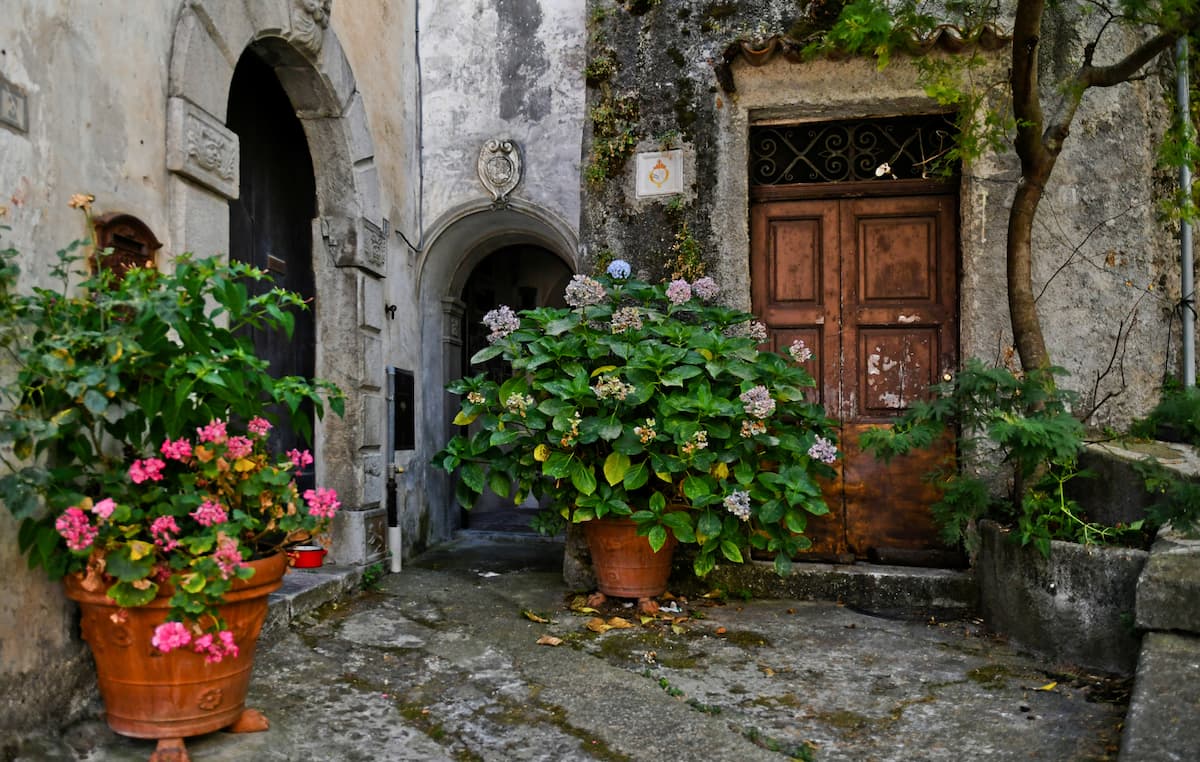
(460, 245), (572, 532)
(226, 49), (318, 489)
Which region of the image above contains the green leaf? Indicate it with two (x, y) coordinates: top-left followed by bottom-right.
(661, 511), (695, 543)
(648, 525), (668, 552)
(105, 544), (156, 583)
(603, 451), (631, 486)
(682, 476), (710, 502)
(696, 511), (721, 542)
(622, 461), (649, 491)
(693, 552), (715, 578)
(488, 470), (511, 499)
(470, 345), (505, 365)
(570, 461), (597, 495)
(82, 389), (109, 415)
(773, 553), (793, 577)
(460, 462), (486, 493)
(106, 580), (159, 607)
(784, 510), (807, 535)
(720, 540), (744, 563)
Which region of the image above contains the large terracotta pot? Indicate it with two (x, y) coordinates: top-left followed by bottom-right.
(63, 553), (287, 739)
(584, 517), (677, 598)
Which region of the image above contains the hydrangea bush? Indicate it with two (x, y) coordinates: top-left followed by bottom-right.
(0, 208), (344, 659)
(437, 261), (839, 577)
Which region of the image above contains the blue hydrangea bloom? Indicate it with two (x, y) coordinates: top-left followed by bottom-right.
(606, 259), (632, 280)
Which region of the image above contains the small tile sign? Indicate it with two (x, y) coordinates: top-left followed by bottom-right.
(0, 76), (28, 134)
(635, 149), (683, 198)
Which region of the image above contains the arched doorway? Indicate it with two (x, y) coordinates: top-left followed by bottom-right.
(226, 48), (317, 487)
(458, 244), (573, 531)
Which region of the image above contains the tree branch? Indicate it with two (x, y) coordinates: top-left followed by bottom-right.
(1011, 0), (1047, 173)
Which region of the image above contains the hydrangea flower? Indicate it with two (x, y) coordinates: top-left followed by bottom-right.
(740, 385), (776, 419)
(789, 339), (814, 363)
(692, 276), (719, 301)
(808, 435), (838, 464)
(723, 490), (752, 521)
(467, 391), (486, 405)
(665, 279), (692, 305)
(592, 375), (635, 401)
(505, 392), (535, 417)
(633, 418), (657, 444)
(606, 259), (631, 279)
(482, 305), (521, 343)
(681, 430), (709, 456)
(740, 419), (766, 438)
(610, 306), (643, 333)
(564, 275), (607, 307)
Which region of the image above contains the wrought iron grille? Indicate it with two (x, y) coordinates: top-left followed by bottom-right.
(749, 114), (958, 185)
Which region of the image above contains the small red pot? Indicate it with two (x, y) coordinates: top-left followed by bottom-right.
(288, 545), (327, 569)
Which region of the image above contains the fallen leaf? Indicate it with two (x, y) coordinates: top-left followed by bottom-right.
(1034, 681), (1058, 692)
(762, 667), (775, 677)
(639, 615), (656, 625)
(586, 592), (608, 608)
(576, 606), (599, 614)
(702, 590), (723, 599)
(639, 598), (661, 616)
(671, 624), (685, 635)
(521, 609), (550, 624)
(536, 635), (563, 646)
(607, 617), (634, 629)
(586, 617), (612, 633)
(662, 592), (677, 600)
(716, 626), (727, 635)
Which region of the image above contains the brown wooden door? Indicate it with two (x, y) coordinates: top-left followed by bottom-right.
(751, 188), (958, 561)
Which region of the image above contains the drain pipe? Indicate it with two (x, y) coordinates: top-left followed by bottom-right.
(386, 367), (403, 574)
(1180, 36), (1196, 387)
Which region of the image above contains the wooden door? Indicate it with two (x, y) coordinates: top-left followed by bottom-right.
(751, 189), (958, 562)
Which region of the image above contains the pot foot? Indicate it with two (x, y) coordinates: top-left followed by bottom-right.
(149, 738), (189, 762)
(638, 597), (660, 615)
(227, 708), (270, 733)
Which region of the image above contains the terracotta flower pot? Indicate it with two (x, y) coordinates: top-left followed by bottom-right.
(63, 553), (287, 739)
(584, 517), (677, 598)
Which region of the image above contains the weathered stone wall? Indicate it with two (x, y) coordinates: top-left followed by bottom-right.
(579, 0), (1182, 429)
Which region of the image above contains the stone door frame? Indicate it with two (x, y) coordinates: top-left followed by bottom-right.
(166, 0), (390, 565)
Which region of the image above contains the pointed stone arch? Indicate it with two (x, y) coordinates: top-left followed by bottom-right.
(416, 200), (580, 540)
(166, 0), (391, 565)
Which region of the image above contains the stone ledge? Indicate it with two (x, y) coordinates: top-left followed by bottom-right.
(1119, 632), (1200, 761)
(262, 564), (362, 639)
(1136, 526), (1200, 633)
(671, 556), (977, 620)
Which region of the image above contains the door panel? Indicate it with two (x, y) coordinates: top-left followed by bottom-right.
(751, 191), (958, 562)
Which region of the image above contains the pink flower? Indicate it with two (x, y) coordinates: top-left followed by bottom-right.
(150, 515), (181, 551)
(665, 279), (692, 305)
(692, 276), (719, 301)
(151, 621), (192, 653)
(129, 458), (166, 484)
(213, 534), (244, 579)
(288, 449), (314, 469)
(55, 507), (98, 552)
(247, 417), (272, 436)
(197, 420), (228, 444)
(91, 497), (116, 520)
(192, 629), (239, 663)
(225, 436), (254, 459)
(190, 500), (227, 527)
(160, 438), (193, 461)
(303, 487), (341, 519)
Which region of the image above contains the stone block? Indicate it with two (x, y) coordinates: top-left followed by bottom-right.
(360, 333), (382, 391)
(977, 521), (1147, 675)
(189, 0), (256, 66)
(244, 0), (291, 37)
(318, 35), (358, 114)
(361, 451), (384, 505)
(358, 271), (384, 331)
(344, 92), (375, 164)
(354, 162), (383, 227)
(1136, 528), (1200, 633)
(168, 12), (234, 119)
(331, 505), (387, 566)
(168, 176), (231, 259)
(1118, 632), (1200, 761)
(166, 97), (240, 200)
(360, 394), (384, 450)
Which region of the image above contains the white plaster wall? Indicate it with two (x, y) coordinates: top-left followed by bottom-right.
(0, 0), (180, 731)
(419, 0), (586, 233)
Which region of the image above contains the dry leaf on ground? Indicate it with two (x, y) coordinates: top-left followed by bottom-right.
(521, 609), (550, 623)
(606, 617), (634, 629)
(586, 617), (612, 633)
(536, 635), (563, 646)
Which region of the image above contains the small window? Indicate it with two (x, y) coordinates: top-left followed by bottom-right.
(92, 213), (162, 280)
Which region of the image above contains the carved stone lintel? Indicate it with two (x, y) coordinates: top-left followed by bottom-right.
(291, 0), (332, 58)
(477, 138), (522, 206)
(320, 215), (388, 276)
(166, 97), (239, 200)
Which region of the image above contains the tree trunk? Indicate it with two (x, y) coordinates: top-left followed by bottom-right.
(1007, 176), (1052, 372)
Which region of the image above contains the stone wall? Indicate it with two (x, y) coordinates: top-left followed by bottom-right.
(579, 0), (1182, 429)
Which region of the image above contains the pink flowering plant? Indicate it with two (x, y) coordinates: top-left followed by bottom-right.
(0, 216), (344, 659)
(437, 261), (839, 577)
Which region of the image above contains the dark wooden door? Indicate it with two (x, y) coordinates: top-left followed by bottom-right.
(227, 51), (317, 480)
(751, 188), (958, 561)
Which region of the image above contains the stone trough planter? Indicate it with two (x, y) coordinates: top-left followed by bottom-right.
(977, 520), (1148, 675)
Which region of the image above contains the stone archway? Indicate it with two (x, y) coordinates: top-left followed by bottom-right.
(416, 201), (579, 540)
(166, 0), (390, 566)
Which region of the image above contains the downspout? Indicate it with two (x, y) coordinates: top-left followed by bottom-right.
(1179, 37), (1195, 386)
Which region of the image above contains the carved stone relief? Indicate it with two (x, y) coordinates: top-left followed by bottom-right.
(166, 97), (239, 200)
(291, 0), (332, 58)
(477, 138), (522, 206)
(319, 214), (388, 276)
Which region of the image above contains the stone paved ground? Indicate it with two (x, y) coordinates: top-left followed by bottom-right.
(13, 535), (1128, 761)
